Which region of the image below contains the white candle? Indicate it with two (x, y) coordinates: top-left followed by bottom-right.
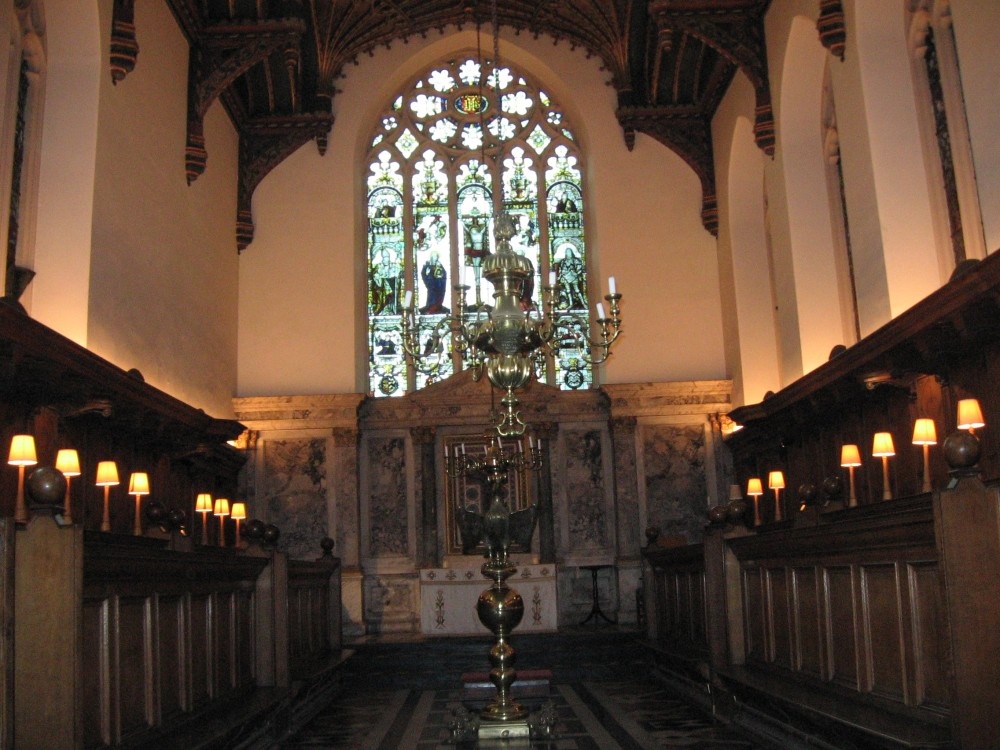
(529, 435), (535, 449)
(608, 275), (616, 295)
(596, 302), (606, 320)
(461, 443), (466, 455)
(403, 290), (413, 308)
(549, 271), (556, 287)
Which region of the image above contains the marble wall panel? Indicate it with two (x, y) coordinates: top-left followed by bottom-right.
(642, 423), (707, 542)
(564, 428), (612, 552)
(366, 436), (409, 557)
(262, 438), (328, 559)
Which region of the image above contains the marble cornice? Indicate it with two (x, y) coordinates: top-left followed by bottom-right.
(358, 370), (610, 430)
(232, 393), (365, 429)
(601, 380), (732, 419)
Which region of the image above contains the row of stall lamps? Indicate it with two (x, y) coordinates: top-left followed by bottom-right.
(738, 398), (986, 526)
(5, 442), (246, 546)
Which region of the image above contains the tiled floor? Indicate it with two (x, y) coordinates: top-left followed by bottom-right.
(277, 629), (765, 750)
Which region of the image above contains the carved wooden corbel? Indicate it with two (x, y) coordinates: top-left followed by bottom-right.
(110, 0), (138, 85)
(235, 112), (334, 251)
(817, 0), (847, 61)
(615, 107), (719, 236)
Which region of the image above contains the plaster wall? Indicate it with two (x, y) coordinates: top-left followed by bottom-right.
(950, 0), (1000, 254)
(237, 28), (725, 397)
(86, 1), (240, 417)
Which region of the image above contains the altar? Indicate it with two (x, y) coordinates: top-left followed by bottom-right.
(419, 563), (558, 635)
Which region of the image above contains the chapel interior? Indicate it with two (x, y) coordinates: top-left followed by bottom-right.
(2, 1), (1000, 748)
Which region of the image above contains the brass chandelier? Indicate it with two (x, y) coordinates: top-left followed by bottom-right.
(400, 209), (623, 435)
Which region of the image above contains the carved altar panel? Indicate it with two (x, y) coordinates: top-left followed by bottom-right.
(553, 423), (616, 564)
(259, 434), (330, 559)
(639, 421), (709, 542)
(359, 431), (417, 571)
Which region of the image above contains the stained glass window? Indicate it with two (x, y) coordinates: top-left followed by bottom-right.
(366, 54), (591, 397)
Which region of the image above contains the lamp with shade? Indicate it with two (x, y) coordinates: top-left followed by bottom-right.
(55, 449), (80, 523)
(128, 472), (150, 536)
(231, 502), (247, 548)
(911, 419), (937, 493)
(747, 477), (764, 527)
(95, 461), (120, 532)
(956, 398), (985, 434)
(872, 432), (896, 500)
(213, 498), (230, 546)
(768, 470), (785, 522)
(9, 435), (38, 525)
(195, 493), (213, 545)
(840, 444), (862, 507)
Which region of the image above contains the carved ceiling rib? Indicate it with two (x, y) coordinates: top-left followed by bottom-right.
(156, 0), (772, 251)
(185, 19), (306, 185)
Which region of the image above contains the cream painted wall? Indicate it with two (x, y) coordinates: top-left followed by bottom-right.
(714, 72), (781, 407)
(86, 1), (239, 417)
(950, 0), (1000, 254)
(237, 28), (725, 397)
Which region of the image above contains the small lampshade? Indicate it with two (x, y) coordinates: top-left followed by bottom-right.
(872, 432), (896, 457)
(8, 435), (37, 466)
(230, 502), (247, 521)
(95, 461), (120, 486)
(746, 478), (763, 496)
(128, 472), (150, 495)
(728, 483), (743, 501)
(213, 498), (230, 516)
(768, 471), (785, 490)
(840, 444), (862, 467)
(195, 493), (213, 513)
(957, 398), (985, 430)
(911, 418), (937, 445)
(55, 449), (81, 476)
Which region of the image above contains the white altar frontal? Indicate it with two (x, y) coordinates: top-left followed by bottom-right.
(420, 562), (558, 636)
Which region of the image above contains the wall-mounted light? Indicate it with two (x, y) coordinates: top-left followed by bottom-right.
(128, 472), (150, 536)
(8, 435), (38, 525)
(872, 432), (895, 501)
(840, 444), (862, 508)
(747, 477), (764, 527)
(95, 461), (120, 532)
(768, 470), (785, 522)
(911, 419), (937, 494)
(195, 493), (213, 545)
(55, 449), (80, 523)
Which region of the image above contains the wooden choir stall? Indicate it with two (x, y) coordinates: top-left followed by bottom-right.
(0, 303), (344, 749)
(642, 254), (1000, 750)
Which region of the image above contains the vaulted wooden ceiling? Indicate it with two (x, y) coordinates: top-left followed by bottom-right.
(109, 1), (846, 251)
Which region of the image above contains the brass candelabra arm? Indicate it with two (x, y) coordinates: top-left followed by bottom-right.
(546, 292), (622, 366)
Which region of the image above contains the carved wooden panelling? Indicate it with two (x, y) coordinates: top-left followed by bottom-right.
(645, 545), (708, 655)
(117, 596), (151, 739)
(731, 501), (947, 723)
(860, 563), (905, 701)
(158, 595), (185, 718)
(767, 567), (792, 670)
(908, 562), (948, 709)
(190, 594), (211, 703)
(792, 566), (822, 678)
(82, 600), (108, 747)
(824, 565), (858, 688)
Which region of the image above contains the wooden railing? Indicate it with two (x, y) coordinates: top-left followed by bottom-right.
(287, 556), (342, 681)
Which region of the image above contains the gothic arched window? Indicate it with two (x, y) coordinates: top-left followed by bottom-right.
(365, 53), (591, 397)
